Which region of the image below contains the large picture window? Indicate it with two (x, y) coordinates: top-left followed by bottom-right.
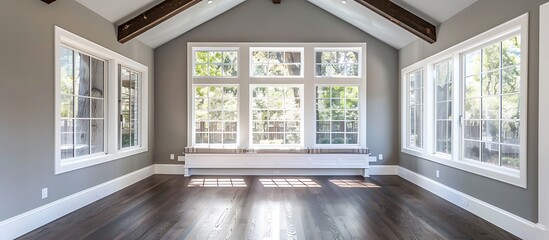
(400, 14), (528, 187)
(187, 43), (366, 150)
(55, 26), (149, 174)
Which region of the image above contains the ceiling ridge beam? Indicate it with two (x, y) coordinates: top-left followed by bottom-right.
(117, 0), (203, 44)
(354, 0), (437, 44)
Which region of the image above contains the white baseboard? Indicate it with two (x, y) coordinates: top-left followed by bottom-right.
(0, 166), (155, 240)
(397, 166), (545, 239)
(369, 165), (399, 175)
(154, 164), (186, 175)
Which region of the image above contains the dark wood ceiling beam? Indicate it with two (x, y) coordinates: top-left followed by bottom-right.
(117, 0), (202, 44)
(354, 0), (436, 44)
(273, 0), (281, 4)
(41, 0), (56, 4)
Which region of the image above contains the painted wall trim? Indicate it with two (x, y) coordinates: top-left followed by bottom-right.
(0, 166), (155, 240)
(397, 166), (546, 239)
(539, 1), (549, 230)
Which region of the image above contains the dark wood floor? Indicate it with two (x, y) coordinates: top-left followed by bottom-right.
(20, 175), (518, 240)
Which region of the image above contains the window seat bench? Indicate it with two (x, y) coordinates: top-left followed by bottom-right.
(182, 147), (370, 177)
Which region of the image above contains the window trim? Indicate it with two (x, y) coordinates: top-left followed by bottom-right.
(187, 42), (367, 150)
(54, 26), (149, 174)
(400, 13), (528, 188)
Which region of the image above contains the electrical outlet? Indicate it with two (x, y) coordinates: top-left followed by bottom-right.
(378, 154), (383, 160)
(170, 154), (175, 160)
(436, 170), (440, 178)
(41, 188), (48, 199)
(177, 156), (185, 162)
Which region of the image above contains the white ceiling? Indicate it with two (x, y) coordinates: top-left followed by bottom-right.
(77, 0), (477, 49)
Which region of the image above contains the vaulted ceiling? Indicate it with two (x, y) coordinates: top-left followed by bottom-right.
(75, 0), (476, 49)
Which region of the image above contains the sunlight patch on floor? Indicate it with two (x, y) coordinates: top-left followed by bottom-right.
(259, 178), (321, 188)
(187, 178), (247, 187)
(329, 179), (380, 188)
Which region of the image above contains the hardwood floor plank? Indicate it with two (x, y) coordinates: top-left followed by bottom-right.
(19, 175), (520, 240)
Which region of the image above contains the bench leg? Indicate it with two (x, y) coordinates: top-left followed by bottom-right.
(362, 168), (370, 177)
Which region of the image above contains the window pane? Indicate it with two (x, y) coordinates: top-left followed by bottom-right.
(60, 47), (74, 95)
(481, 142), (499, 166)
(76, 97), (90, 118)
(501, 145), (520, 170)
(75, 119), (90, 157)
(60, 119), (74, 159)
(502, 36), (521, 67)
(482, 71), (500, 96)
(91, 119), (104, 154)
(91, 58), (104, 98)
(501, 121), (520, 144)
(408, 69), (423, 149)
(482, 43), (501, 71)
(61, 95), (74, 118)
(502, 67), (520, 94)
(464, 120), (481, 140)
(464, 141), (480, 161)
(75, 53), (90, 97)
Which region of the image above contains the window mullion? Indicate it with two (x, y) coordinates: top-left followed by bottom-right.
(303, 46), (315, 148)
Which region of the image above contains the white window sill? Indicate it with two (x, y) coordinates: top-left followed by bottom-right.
(401, 148), (525, 188)
(55, 147), (148, 175)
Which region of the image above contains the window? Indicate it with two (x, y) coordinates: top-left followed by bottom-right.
(193, 85), (238, 146)
(434, 59), (453, 155)
(463, 35), (521, 170)
(400, 14), (527, 187)
(251, 86), (302, 146)
(315, 86), (359, 145)
(187, 43), (366, 150)
(250, 48), (303, 77)
(59, 46), (106, 159)
(120, 67), (141, 149)
(194, 50), (238, 77)
(55, 26), (149, 174)
(407, 69), (424, 150)
(315, 50), (360, 77)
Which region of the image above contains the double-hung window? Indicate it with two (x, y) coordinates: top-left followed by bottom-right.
(187, 43), (366, 150)
(400, 14), (528, 187)
(55, 27), (149, 174)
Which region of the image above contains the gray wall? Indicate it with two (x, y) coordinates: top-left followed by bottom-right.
(399, 0), (549, 222)
(0, 1), (154, 222)
(154, 0), (399, 166)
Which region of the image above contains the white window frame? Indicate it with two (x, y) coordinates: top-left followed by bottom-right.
(187, 43), (367, 150)
(400, 13), (528, 187)
(54, 26), (149, 174)
(404, 68), (426, 152)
